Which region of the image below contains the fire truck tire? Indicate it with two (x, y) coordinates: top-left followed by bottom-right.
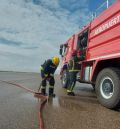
(96, 67), (120, 109)
(92, 84), (95, 91)
(61, 69), (69, 88)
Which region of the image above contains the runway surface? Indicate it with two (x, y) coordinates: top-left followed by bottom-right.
(0, 72), (120, 129)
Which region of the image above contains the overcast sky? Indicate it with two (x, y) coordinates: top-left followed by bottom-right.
(0, 0), (115, 72)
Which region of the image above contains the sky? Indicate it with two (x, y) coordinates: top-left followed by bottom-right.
(0, 0), (115, 72)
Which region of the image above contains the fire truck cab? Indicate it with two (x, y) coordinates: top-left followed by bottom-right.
(59, 0), (120, 109)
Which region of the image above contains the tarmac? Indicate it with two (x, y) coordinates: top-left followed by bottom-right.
(0, 72), (120, 129)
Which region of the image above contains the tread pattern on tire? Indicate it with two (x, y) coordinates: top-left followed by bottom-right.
(111, 67), (120, 108)
(96, 67), (120, 109)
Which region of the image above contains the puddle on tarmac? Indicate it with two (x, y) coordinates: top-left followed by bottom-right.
(47, 96), (86, 111)
(20, 94), (92, 111)
(34, 95), (84, 111)
(53, 97), (60, 107)
(48, 97), (60, 107)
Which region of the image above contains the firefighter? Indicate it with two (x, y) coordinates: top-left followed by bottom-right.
(40, 56), (59, 96)
(67, 50), (80, 96)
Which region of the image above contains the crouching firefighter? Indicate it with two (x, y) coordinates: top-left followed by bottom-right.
(67, 50), (80, 96)
(40, 56), (59, 96)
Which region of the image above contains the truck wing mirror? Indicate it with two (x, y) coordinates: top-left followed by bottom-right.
(59, 45), (63, 56)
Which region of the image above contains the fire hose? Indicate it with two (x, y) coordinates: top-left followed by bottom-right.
(0, 80), (48, 129)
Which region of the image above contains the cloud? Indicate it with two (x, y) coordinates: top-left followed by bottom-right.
(0, 37), (23, 46)
(0, 0), (90, 72)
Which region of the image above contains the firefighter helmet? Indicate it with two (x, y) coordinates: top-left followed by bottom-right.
(52, 56), (60, 66)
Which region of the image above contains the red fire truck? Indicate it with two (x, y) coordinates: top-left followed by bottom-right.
(59, 0), (120, 109)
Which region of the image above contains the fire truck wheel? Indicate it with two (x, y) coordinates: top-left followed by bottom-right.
(96, 67), (120, 109)
(61, 69), (69, 88)
(92, 84), (95, 91)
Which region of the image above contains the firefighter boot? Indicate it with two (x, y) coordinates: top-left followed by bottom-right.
(67, 90), (75, 96)
(67, 91), (75, 96)
(49, 88), (55, 97)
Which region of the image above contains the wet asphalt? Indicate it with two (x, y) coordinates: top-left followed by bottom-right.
(0, 72), (120, 129)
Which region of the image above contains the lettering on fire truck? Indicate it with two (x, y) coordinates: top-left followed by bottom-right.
(94, 15), (120, 35)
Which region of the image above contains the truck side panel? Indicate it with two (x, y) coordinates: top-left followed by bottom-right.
(90, 0), (120, 30)
(87, 0), (120, 61)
